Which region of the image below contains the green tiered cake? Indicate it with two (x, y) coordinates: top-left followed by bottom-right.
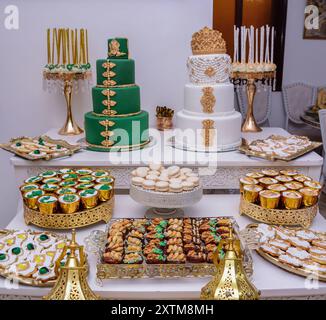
(85, 38), (149, 151)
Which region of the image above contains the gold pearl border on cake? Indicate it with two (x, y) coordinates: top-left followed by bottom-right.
(92, 111), (142, 118)
(96, 83), (137, 89)
(86, 139), (151, 150)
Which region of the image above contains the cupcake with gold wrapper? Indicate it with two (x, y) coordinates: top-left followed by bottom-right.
(282, 191), (302, 210)
(76, 169), (93, 176)
(259, 177), (278, 189)
(24, 190), (45, 210)
(76, 182), (95, 191)
(59, 180), (77, 188)
(243, 184), (263, 203)
(275, 175), (293, 183)
(300, 188), (319, 207)
(20, 184), (39, 196)
(284, 181), (304, 191)
(61, 173), (78, 181)
(79, 189), (98, 209)
(58, 168), (75, 175)
(267, 184), (287, 193)
(56, 187), (77, 196)
(40, 183), (60, 193)
(239, 177), (258, 193)
(78, 175), (96, 183)
(42, 177), (61, 185)
(94, 184), (113, 201)
(280, 170), (298, 177)
(96, 176), (115, 186)
(40, 170), (57, 179)
(261, 169), (279, 177)
(92, 170), (109, 178)
(259, 190), (281, 209)
(304, 181), (322, 194)
(37, 195), (58, 214)
(58, 194), (80, 214)
(24, 175), (42, 184)
(246, 172), (265, 179)
(294, 174), (312, 183)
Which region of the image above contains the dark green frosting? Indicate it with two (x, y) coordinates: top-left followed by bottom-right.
(92, 85), (140, 115)
(84, 111), (149, 152)
(96, 59), (135, 86)
(107, 38), (129, 59)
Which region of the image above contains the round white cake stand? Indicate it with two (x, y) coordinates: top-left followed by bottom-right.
(129, 184), (203, 218)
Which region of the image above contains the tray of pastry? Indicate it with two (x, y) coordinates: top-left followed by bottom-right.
(244, 223), (326, 281)
(239, 135), (322, 161)
(96, 217), (253, 279)
(0, 135), (81, 160)
(0, 229), (68, 287)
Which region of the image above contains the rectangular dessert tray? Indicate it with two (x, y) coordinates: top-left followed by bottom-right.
(96, 216), (253, 280)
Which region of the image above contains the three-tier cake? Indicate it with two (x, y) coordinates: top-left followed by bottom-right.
(175, 27), (242, 152)
(85, 38), (149, 151)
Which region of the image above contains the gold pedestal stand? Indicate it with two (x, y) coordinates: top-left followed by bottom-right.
(43, 71), (92, 136)
(232, 71), (276, 133)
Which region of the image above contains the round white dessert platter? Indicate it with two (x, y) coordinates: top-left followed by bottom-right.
(129, 184), (203, 218)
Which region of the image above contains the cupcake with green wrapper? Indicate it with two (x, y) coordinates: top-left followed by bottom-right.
(79, 189), (98, 209)
(24, 190), (45, 210)
(94, 183), (113, 201)
(56, 187), (77, 196)
(20, 184), (39, 196)
(37, 195), (58, 214)
(58, 194), (80, 214)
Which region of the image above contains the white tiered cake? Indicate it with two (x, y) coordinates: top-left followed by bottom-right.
(175, 27), (242, 152)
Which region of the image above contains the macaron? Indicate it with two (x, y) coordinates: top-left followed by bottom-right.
(182, 181), (194, 191)
(170, 178), (182, 184)
(136, 167), (149, 178)
(169, 183), (183, 193)
(142, 180), (156, 190)
(132, 177), (145, 187)
(146, 174), (158, 182)
(149, 163), (162, 171)
(155, 181), (169, 192)
(186, 172), (199, 178)
(167, 166), (180, 178)
(187, 177), (200, 187)
(180, 168), (193, 175)
(131, 170), (138, 177)
(148, 170), (160, 177)
(157, 175), (169, 182)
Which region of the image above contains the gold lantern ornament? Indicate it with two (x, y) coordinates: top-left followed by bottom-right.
(200, 226), (260, 300)
(44, 229), (100, 300)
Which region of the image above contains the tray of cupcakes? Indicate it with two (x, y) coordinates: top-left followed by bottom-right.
(95, 217), (253, 280)
(0, 229), (69, 286)
(21, 168), (115, 230)
(243, 223), (326, 281)
(130, 164), (203, 216)
(239, 169), (322, 228)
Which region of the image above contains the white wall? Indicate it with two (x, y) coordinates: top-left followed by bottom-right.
(0, 0), (212, 227)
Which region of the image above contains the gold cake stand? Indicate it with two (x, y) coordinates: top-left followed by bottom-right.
(24, 197), (114, 230)
(43, 71), (92, 136)
(231, 71), (276, 133)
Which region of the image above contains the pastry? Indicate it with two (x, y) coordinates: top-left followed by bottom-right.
(280, 170), (298, 177)
(281, 191), (302, 210)
(103, 251), (123, 264)
(155, 181), (169, 192)
(246, 172), (265, 179)
(167, 238), (183, 246)
(146, 174), (159, 182)
(286, 247), (311, 260)
(167, 166), (180, 178)
(169, 183), (183, 193)
(310, 253), (326, 265)
(166, 252), (186, 263)
(180, 168), (193, 175)
(261, 169), (279, 177)
(260, 244), (282, 257)
(187, 250), (206, 263)
(148, 170), (161, 177)
(146, 253), (166, 264)
(311, 240), (326, 249)
(289, 237), (311, 251)
(302, 261), (326, 274)
(92, 170), (109, 178)
(142, 180), (156, 190)
(278, 254), (303, 267)
(165, 230), (182, 239)
(123, 253), (142, 264)
(136, 167), (149, 178)
(131, 177), (145, 187)
(169, 178), (183, 184)
(310, 246), (326, 256)
(182, 181), (194, 191)
(275, 175), (293, 183)
(295, 230), (319, 242)
(167, 245), (183, 254)
(284, 182), (304, 191)
(268, 239), (290, 251)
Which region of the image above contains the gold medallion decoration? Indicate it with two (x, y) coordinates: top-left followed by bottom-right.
(202, 119), (215, 147)
(99, 119), (115, 147)
(102, 60), (117, 87)
(191, 27), (227, 55)
(103, 79), (117, 86)
(108, 39), (126, 57)
(101, 89), (117, 115)
(204, 67), (216, 77)
(102, 70), (116, 78)
(102, 61), (116, 69)
(201, 87), (216, 113)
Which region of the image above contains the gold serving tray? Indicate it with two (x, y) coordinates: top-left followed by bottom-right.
(245, 224), (326, 282)
(96, 217), (253, 280)
(24, 197), (114, 230)
(239, 197), (317, 228)
(239, 136), (322, 162)
(0, 229), (67, 287)
(0, 135), (81, 161)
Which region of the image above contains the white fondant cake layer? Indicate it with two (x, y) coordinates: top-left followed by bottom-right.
(187, 54), (231, 84)
(184, 83), (235, 115)
(175, 110), (242, 151)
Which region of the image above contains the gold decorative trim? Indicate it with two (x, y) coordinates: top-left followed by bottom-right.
(86, 139), (151, 151)
(101, 89), (116, 97)
(24, 198), (114, 230)
(96, 84), (136, 88)
(204, 67), (217, 77)
(200, 87), (216, 113)
(102, 71), (116, 78)
(92, 111), (142, 118)
(102, 100), (117, 107)
(103, 79), (117, 86)
(102, 61), (116, 69)
(99, 119), (115, 147)
(102, 110), (118, 116)
(202, 119), (215, 147)
(108, 39), (126, 57)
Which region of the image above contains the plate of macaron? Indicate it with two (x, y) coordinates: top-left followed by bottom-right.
(130, 164), (203, 214)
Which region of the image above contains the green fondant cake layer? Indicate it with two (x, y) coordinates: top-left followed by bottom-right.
(84, 111), (149, 152)
(96, 59), (135, 86)
(92, 85), (140, 115)
(107, 38), (129, 59)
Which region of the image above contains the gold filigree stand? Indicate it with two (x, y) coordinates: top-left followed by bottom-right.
(43, 71), (92, 136)
(231, 71), (275, 133)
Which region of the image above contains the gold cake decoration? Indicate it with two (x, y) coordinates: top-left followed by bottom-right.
(202, 119), (215, 147)
(102, 70), (116, 78)
(101, 89), (116, 97)
(108, 39), (126, 57)
(191, 27), (227, 55)
(102, 61), (116, 69)
(103, 80), (117, 87)
(204, 67), (217, 77)
(102, 99), (117, 107)
(99, 119), (115, 147)
(201, 87), (216, 113)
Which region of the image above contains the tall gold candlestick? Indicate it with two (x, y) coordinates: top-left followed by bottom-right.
(86, 29), (89, 63)
(47, 28), (51, 64)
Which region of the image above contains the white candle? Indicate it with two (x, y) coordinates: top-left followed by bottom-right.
(255, 28), (258, 63)
(244, 27), (247, 63)
(271, 26), (275, 64)
(233, 26), (236, 62)
(265, 25), (270, 63)
(260, 26), (264, 64)
(236, 28), (240, 62)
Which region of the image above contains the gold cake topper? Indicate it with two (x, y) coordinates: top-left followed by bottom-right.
(108, 39), (126, 57)
(191, 27), (227, 55)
